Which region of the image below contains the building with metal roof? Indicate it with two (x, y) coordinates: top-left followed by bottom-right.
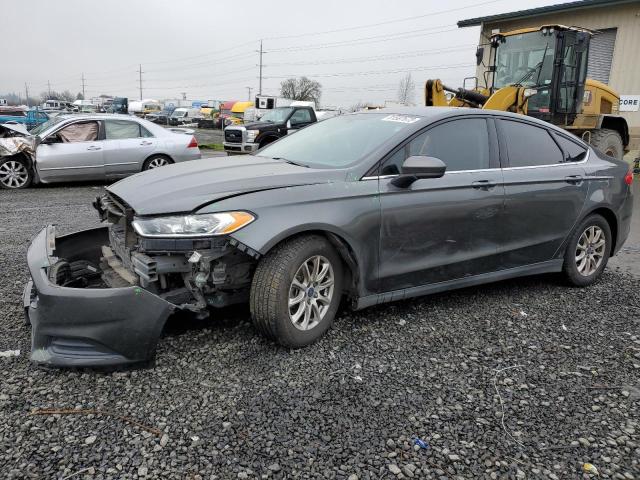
(460, 0), (640, 150)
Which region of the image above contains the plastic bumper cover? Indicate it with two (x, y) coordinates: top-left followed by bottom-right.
(24, 226), (175, 367)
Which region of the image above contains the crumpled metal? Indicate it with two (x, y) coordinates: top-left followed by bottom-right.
(0, 135), (36, 159)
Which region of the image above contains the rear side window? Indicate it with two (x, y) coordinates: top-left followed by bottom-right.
(105, 120), (142, 139)
(500, 120), (564, 167)
(552, 132), (588, 161)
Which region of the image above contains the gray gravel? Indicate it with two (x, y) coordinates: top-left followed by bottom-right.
(1, 185), (639, 479)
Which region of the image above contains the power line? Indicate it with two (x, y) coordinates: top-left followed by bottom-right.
(262, 0), (505, 41)
(263, 62), (474, 79)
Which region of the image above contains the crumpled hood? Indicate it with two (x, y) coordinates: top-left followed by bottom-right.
(107, 155), (337, 215)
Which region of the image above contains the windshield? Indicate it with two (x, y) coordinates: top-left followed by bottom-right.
(30, 115), (66, 135)
(258, 113), (420, 168)
(171, 110), (186, 117)
(259, 107), (293, 123)
(494, 31), (556, 89)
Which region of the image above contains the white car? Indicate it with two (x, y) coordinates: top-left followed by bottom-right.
(0, 114), (201, 189)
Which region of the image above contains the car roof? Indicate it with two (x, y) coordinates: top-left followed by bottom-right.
(358, 106), (582, 141)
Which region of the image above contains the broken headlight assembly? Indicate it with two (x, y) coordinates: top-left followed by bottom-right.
(132, 211), (255, 238)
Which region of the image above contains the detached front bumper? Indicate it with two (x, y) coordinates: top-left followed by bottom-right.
(25, 226), (175, 367)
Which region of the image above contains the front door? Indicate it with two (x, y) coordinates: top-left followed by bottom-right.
(378, 117), (505, 292)
(496, 118), (589, 268)
(36, 120), (104, 182)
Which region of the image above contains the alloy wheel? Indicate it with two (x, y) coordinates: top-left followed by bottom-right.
(575, 225), (606, 276)
(147, 157), (170, 169)
(288, 255), (335, 331)
(0, 161), (29, 188)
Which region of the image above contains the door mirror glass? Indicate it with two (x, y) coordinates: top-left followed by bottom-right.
(392, 156), (446, 187)
(41, 134), (60, 145)
(286, 120), (292, 129)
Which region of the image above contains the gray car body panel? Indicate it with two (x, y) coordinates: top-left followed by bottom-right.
(24, 107), (633, 366)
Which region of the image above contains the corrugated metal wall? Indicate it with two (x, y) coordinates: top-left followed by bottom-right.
(474, 1), (640, 143)
(588, 28), (617, 84)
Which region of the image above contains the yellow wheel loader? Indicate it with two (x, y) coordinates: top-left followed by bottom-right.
(425, 25), (629, 159)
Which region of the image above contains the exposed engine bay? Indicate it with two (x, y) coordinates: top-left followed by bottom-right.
(51, 192), (261, 316)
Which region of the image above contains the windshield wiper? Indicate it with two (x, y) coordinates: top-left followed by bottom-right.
(271, 157), (309, 168)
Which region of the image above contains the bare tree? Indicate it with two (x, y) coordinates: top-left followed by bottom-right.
(397, 73), (416, 105)
(280, 77), (322, 106)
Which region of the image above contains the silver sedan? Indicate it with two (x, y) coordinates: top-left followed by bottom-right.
(0, 114), (201, 189)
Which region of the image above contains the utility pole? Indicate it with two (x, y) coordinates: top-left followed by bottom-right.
(258, 40), (264, 95)
(181, 92), (187, 100)
(137, 64), (143, 100)
(246, 86), (253, 101)
(81, 73), (86, 99)
(24, 82), (30, 107)
(47, 80), (51, 100)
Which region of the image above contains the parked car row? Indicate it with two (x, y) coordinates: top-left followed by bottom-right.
(20, 107), (634, 367)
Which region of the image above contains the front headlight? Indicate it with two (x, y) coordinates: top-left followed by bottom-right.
(246, 130), (258, 142)
(132, 211), (255, 238)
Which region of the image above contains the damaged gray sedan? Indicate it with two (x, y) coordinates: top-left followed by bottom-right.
(24, 108), (633, 367)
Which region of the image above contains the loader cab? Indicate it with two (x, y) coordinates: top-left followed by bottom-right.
(490, 26), (590, 125)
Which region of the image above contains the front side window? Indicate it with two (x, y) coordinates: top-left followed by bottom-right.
(290, 109), (312, 125)
(499, 120), (564, 167)
(260, 107), (293, 123)
(259, 113), (421, 168)
(56, 121), (99, 143)
(380, 118), (490, 175)
(105, 120), (141, 139)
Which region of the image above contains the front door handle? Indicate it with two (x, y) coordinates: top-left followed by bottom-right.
(471, 180), (497, 190)
(140, 141), (153, 146)
(87, 145), (101, 151)
(565, 175), (583, 184)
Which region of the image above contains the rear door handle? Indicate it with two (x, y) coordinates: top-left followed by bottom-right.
(564, 175), (583, 184)
(471, 180), (497, 190)
(87, 145), (101, 151)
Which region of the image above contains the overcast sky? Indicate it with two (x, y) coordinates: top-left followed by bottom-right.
(3, 0), (573, 107)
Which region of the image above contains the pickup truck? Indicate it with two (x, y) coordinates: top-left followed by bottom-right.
(223, 106), (317, 154)
(0, 108), (50, 130)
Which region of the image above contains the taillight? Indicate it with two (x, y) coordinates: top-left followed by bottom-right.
(187, 136), (198, 148)
(624, 169), (633, 185)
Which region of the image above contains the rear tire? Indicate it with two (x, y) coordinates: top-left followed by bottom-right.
(143, 155), (173, 171)
(0, 156), (33, 189)
(589, 129), (624, 160)
(562, 214), (611, 287)
(250, 235), (343, 348)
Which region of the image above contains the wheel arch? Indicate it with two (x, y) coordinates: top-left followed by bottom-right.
(255, 226), (363, 301)
(599, 115), (629, 147)
(582, 206), (619, 255)
(258, 134), (280, 148)
(141, 152), (174, 171)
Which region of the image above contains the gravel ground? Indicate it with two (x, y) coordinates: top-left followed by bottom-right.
(0, 185), (639, 480)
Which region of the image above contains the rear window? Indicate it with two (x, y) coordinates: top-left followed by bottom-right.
(499, 120), (564, 167)
(552, 132), (588, 161)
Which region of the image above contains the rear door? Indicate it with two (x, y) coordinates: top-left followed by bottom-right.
(496, 118), (589, 268)
(36, 120), (104, 182)
(103, 119), (156, 178)
(377, 116), (505, 291)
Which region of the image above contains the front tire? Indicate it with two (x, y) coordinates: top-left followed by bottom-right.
(250, 235), (343, 347)
(0, 156), (33, 189)
(562, 214), (611, 287)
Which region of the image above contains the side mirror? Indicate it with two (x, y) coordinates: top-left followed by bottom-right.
(475, 46), (485, 66)
(41, 135), (59, 145)
(391, 156), (446, 188)
(286, 120), (292, 129)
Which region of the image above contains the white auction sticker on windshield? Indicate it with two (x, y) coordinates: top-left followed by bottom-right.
(381, 114), (421, 124)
